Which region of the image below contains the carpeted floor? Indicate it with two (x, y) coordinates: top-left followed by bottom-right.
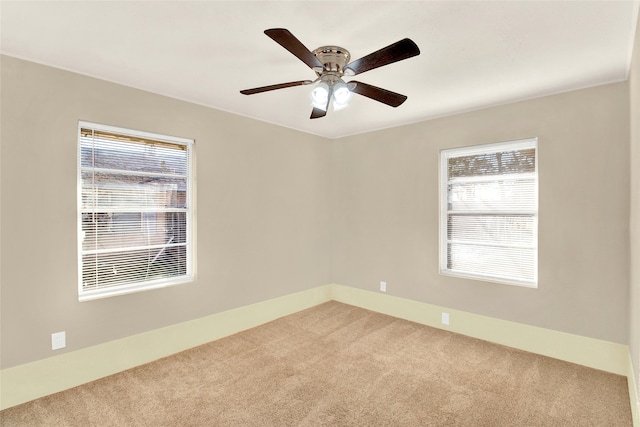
(0, 301), (632, 426)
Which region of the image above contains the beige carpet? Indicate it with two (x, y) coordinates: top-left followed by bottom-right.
(0, 301), (632, 426)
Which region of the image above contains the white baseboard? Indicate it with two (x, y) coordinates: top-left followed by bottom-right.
(0, 285), (332, 410)
(1, 283), (634, 415)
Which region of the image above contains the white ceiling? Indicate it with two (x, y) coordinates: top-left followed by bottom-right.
(1, 1), (639, 139)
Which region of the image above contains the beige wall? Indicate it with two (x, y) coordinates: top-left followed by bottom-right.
(0, 52), (633, 371)
(629, 12), (640, 404)
(0, 56), (332, 369)
(332, 82), (630, 344)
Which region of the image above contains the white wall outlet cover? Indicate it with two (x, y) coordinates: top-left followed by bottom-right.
(441, 312), (450, 325)
(51, 331), (66, 350)
(380, 281), (387, 292)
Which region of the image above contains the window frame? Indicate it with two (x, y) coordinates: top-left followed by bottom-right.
(439, 137), (538, 288)
(77, 121), (195, 301)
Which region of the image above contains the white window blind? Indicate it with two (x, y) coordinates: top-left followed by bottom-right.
(78, 122), (194, 301)
(440, 138), (538, 287)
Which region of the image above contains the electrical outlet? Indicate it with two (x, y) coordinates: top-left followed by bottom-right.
(51, 331), (66, 350)
(441, 312), (450, 325)
(380, 281), (387, 292)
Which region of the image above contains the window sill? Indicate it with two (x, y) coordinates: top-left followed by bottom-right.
(78, 275), (194, 302)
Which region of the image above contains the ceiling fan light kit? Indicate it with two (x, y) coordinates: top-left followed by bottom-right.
(240, 28), (420, 119)
(332, 81), (352, 111)
(310, 81), (330, 110)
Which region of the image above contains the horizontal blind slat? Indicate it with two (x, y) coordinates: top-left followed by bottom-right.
(83, 242), (187, 256)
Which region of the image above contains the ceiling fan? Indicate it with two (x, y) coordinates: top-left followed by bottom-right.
(240, 28), (420, 119)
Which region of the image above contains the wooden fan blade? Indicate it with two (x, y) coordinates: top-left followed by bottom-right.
(265, 28), (323, 70)
(349, 81), (408, 107)
(240, 80), (312, 95)
(344, 38), (420, 76)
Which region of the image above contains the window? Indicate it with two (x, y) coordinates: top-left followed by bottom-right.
(78, 122), (194, 301)
(440, 138), (538, 287)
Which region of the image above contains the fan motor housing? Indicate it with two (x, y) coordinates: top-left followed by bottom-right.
(313, 46), (350, 76)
